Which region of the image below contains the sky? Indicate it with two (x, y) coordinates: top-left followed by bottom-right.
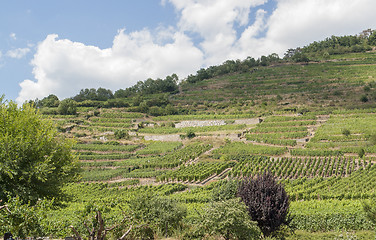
(0, 0), (375, 104)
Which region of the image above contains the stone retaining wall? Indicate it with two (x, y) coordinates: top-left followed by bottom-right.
(144, 134), (181, 141)
(175, 120), (226, 128)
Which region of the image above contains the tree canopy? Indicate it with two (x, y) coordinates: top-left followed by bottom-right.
(0, 98), (80, 203)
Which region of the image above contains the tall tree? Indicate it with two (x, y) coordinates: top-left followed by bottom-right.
(0, 97), (80, 203)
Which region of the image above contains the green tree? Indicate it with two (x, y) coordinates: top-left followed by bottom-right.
(58, 98), (77, 115)
(131, 194), (186, 237)
(0, 98), (80, 203)
(37, 94), (60, 108)
(292, 52), (309, 63)
(368, 30), (376, 46)
(199, 198), (261, 240)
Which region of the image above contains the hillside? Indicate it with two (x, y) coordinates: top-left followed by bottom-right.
(32, 48), (376, 238)
(177, 53), (376, 114)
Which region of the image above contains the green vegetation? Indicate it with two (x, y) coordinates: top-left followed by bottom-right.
(3, 31), (376, 239)
(0, 99), (80, 203)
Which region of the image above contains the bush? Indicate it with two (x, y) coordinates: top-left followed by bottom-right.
(114, 129), (129, 140)
(238, 172), (293, 238)
(360, 95), (369, 102)
(198, 199), (261, 240)
(342, 129), (351, 137)
(186, 130), (196, 139)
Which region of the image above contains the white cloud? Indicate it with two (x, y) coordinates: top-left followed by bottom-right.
(6, 48), (30, 59)
(169, 0), (267, 65)
(167, 0), (376, 62)
(16, 31), (203, 104)
(10, 33), (16, 40)
(265, 0), (376, 54)
(17, 0), (376, 103)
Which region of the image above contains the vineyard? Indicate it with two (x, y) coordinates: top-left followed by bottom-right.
(30, 50), (376, 238)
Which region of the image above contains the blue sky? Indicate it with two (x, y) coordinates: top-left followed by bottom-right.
(0, 0), (375, 104)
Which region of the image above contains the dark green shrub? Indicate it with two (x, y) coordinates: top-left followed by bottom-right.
(186, 130), (196, 139)
(342, 129), (351, 137)
(114, 129), (129, 140)
(360, 95), (369, 102)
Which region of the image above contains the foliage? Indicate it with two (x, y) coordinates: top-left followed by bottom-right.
(291, 200), (373, 231)
(0, 196), (52, 239)
(293, 32), (375, 58)
(36, 94), (60, 108)
(292, 52), (310, 63)
(114, 129), (129, 140)
(212, 142), (287, 158)
(186, 129), (196, 139)
(69, 203), (138, 240)
(158, 162), (232, 183)
(198, 198), (261, 240)
(185, 55), (280, 84)
(370, 134), (376, 145)
(358, 148), (365, 158)
(238, 172), (293, 237)
(73, 87), (114, 102)
(130, 194), (187, 237)
(342, 129), (351, 137)
(363, 198), (376, 227)
(211, 179), (238, 201)
(21, 34), (376, 238)
(114, 74), (178, 98)
(284, 164), (376, 201)
(58, 98), (77, 115)
(0, 100), (80, 203)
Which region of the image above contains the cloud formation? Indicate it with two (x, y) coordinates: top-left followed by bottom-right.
(265, 0), (376, 51)
(6, 48), (30, 59)
(17, 0), (376, 103)
(17, 31), (203, 103)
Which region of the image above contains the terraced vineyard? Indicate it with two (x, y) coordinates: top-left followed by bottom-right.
(36, 51), (376, 238)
